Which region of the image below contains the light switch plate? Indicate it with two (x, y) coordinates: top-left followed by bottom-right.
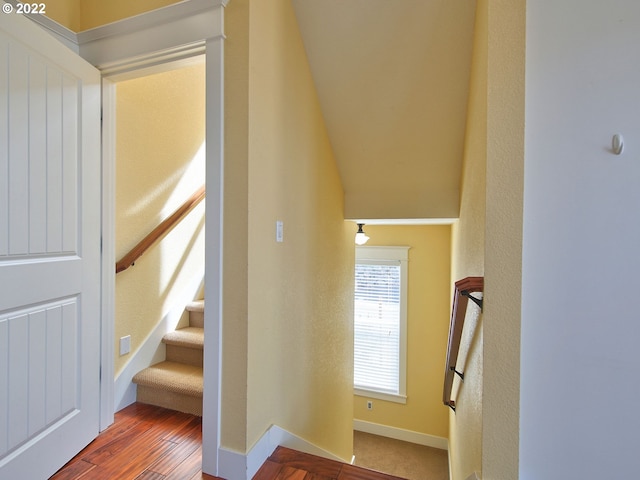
(120, 335), (131, 356)
(276, 221), (284, 242)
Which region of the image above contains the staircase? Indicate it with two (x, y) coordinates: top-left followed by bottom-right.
(132, 300), (204, 416)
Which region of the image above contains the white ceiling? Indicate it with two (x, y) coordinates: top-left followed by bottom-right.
(291, 0), (477, 222)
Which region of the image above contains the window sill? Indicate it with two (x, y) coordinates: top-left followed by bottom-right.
(354, 388), (407, 404)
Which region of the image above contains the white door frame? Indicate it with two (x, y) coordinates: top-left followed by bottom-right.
(27, 0), (228, 475)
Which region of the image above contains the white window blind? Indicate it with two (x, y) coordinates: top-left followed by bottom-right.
(354, 246), (408, 402)
(354, 261), (401, 394)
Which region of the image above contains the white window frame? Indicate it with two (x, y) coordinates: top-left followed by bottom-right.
(354, 246), (409, 404)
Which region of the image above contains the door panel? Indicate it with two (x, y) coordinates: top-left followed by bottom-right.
(0, 9), (101, 479)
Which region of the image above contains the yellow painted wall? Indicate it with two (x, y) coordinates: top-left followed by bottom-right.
(448, 0), (486, 478)
(220, 0), (250, 453)
(222, 0), (354, 461)
(41, 0), (81, 32)
(245, 0), (354, 460)
(115, 63), (206, 376)
(449, 1), (526, 478)
(353, 225), (451, 440)
(79, 0), (181, 30)
(483, 0), (525, 478)
(42, 0), (180, 31)
(449, 1), (526, 477)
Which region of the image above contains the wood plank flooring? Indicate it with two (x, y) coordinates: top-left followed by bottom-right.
(50, 403), (219, 480)
(51, 403), (406, 480)
(255, 446), (406, 480)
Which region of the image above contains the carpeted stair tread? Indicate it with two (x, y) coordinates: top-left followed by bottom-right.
(186, 300), (204, 313)
(133, 301), (205, 415)
(133, 361), (203, 397)
(162, 327), (204, 349)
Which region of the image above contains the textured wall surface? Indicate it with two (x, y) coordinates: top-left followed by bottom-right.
(244, 0), (354, 460)
(115, 64), (206, 376)
(220, 0), (250, 453)
(483, 0), (525, 478)
(449, 0), (487, 478)
(221, 0), (355, 460)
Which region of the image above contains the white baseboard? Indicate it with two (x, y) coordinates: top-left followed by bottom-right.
(448, 439), (453, 480)
(219, 421), (447, 479)
(264, 425), (346, 463)
(219, 424), (348, 480)
(353, 419), (449, 451)
(217, 446), (248, 480)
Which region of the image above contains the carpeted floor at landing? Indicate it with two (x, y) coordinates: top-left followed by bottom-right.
(353, 431), (449, 480)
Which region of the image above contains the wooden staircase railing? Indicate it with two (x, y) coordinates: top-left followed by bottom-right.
(116, 185), (205, 274)
(443, 276), (484, 411)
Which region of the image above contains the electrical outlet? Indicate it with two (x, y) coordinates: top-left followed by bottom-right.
(367, 400), (373, 410)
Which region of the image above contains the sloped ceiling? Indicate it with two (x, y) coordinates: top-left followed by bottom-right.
(291, 0), (477, 221)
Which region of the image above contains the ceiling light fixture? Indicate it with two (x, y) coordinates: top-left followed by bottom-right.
(355, 223), (369, 245)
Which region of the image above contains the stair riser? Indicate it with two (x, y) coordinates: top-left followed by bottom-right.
(166, 344), (203, 367)
(188, 309), (204, 328)
(137, 385), (202, 416)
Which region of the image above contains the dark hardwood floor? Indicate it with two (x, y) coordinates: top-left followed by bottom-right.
(51, 403), (405, 480)
(256, 446), (406, 480)
(50, 403), (218, 480)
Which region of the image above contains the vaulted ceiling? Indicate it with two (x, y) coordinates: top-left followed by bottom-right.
(291, 0), (477, 222)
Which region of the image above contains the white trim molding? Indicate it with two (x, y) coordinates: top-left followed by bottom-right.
(219, 425), (349, 480)
(354, 246), (410, 401)
(93, 9), (228, 477)
(354, 388), (407, 405)
(76, 0), (226, 79)
(202, 31), (226, 477)
(99, 77), (117, 431)
(353, 419), (449, 451)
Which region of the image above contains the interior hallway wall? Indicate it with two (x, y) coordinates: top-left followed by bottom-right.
(521, 1), (640, 477)
(448, 0), (487, 477)
(223, 0), (355, 461)
(482, 0), (525, 478)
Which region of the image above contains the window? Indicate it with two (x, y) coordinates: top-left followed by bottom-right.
(354, 246), (409, 403)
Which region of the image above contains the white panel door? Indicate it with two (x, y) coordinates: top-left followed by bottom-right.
(0, 10), (101, 480)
